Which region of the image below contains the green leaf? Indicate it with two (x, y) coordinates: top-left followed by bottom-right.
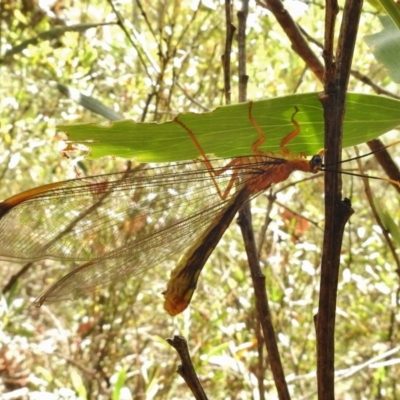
(112, 368), (128, 400)
(364, 16), (400, 82)
(70, 369), (87, 399)
(374, 198), (400, 247)
(57, 83), (123, 121)
(59, 92), (400, 162)
(376, 0), (400, 30)
(3, 22), (117, 58)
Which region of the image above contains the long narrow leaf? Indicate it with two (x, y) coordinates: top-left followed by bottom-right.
(59, 92), (400, 162)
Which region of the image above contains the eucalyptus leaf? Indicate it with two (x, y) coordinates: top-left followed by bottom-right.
(365, 16), (400, 82)
(374, 198), (400, 246)
(59, 92), (400, 162)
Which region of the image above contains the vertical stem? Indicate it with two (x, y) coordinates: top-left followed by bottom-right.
(222, 0), (235, 104)
(317, 0), (363, 397)
(237, 206), (291, 400)
(237, 1), (249, 103)
(237, 1), (290, 399)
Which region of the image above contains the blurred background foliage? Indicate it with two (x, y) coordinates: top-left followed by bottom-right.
(0, 0), (399, 399)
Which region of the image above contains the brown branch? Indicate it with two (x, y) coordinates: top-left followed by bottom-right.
(366, 139), (400, 195)
(2, 263), (34, 295)
(166, 336), (208, 400)
(322, 0), (339, 82)
(237, 2), (289, 398)
(317, 0), (362, 398)
(258, 0), (324, 82)
(237, 0), (249, 102)
(354, 147), (400, 277)
(222, 0), (236, 104)
(350, 70), (400, 100)
(254, 311), (267, 400)
(256, 191), (276, 259)
(237, 204), (291, 400)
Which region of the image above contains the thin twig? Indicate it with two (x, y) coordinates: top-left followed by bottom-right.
(107, 0), (154, 81)
(366, 139), (400, 195)
(354, 147), (400, 277)
(238, 3), (271, 400)
(350, 70), (400, 100)
(222, 0), (235, 105)
(237, 205), (291, 400)
(166, 336), (209, 400)
(274, 200), (322, 231)
(2, 263), (34, 295)
(256, 191), (277, 259)
(258, 0), (324, 82)
(237, 1), (249, 103)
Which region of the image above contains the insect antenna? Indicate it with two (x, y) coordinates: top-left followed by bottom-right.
(323, 139), (400, 167)
(321, 140), (400, 190)
(353, 146), (400, 276)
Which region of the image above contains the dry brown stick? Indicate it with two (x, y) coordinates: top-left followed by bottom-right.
(254, 311), (267, 400)
(354, 147), (400, 277)
(237, 1), (290, 398)
(166, 336), (208, 400)
(317, 0), (362, 398)
(222, 0), (235, 105)
(350, 70), (400, 100)
(256, 191), (276, 259)
(366, 139), (400, 195)
(237, 204), (291, 400)
(237, 0), (249, 102)
(2, 263), (34, 295)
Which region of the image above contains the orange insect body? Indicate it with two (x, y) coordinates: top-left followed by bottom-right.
(162, 155), (321, 315)
(0, 104), (323, 315)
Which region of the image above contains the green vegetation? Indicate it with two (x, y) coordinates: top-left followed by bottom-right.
(1, 0), (399, 399)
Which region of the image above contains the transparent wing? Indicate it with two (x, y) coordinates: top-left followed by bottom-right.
(0, 157), (279, 302)
(34, 188), (248, 304)
(0, 158), (283, 264)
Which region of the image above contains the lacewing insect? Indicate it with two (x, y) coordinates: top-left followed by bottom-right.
(0, 103), (336, 315)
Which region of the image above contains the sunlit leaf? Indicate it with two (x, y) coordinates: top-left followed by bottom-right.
(60, 92), (400, 162)
(376, 0), (400, 29)
(365, 16), (400, 82)
(112, 368), (128, 400)
(374, 198), (400, 246)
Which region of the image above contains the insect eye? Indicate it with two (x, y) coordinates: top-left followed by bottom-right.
(310, 154), (324, 172)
